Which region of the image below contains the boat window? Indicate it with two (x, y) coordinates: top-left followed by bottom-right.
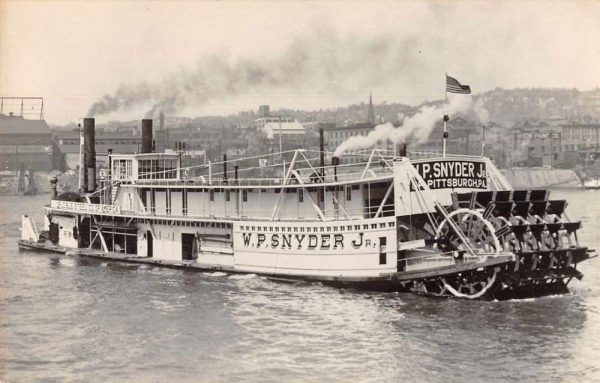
(340, 226), (345, 231)
(380, 223), (385, 228)
(269, 227), (273, 232)
(363, 225), (368, 230)
(242, 189), (248, 202)
(347, 225), (352, 230)
(298, 189), (304, 203)
(355, 225), (360, 230)
(371, 224), (377, 229)
(320, 227), (325, 232)
(294, 227), (298, 232)
(388, 222), (395, 227)
(346, 187), (352, 201)
(300, 227), (304, 232)
(333, 227), (338, 232)
(210, 189), (214, 202)
(225, 189), (230, 202)
(275, 227), (279, 232)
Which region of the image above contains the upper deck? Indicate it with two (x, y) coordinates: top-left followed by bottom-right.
(44, 148), (513, 223)
(105, 148), (508, 189)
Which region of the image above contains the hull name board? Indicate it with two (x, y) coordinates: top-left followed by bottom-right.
(237, 232), (377, 251)
(413, 160), (487, 190)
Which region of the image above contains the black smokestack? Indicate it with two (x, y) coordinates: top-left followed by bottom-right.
(83, 118), (96, 193)
(396, 143), (407, 157)
(319, 127), (325, 177)
(223, 154), (228, 182)
(332, 156), (339, 182)
(141, 119), (153, 153)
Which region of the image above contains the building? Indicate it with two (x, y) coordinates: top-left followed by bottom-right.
(559, 123), (600, 153)
(508, 119), (561, 167)
(0, 98), (59, 172)
(410, 117), (486, 158)
(252, 105), (295, 130)
(321, 95), (389, 161)
(54, 129), (142, 171)
(323, 122), (377, 154)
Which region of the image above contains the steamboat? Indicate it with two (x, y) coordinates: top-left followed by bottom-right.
(19, 118), (595, 300)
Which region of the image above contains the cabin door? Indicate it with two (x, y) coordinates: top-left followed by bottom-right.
(147, 230), (153, 258)
(182, 233), (195, 260)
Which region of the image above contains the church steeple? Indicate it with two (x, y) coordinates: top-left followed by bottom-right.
(367, 92), (375, 124)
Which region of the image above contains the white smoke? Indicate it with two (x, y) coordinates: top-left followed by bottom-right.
(334, 95), (474, 156)
(473, 97), (490, 123)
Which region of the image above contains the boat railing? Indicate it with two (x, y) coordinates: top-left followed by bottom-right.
(135, 167), (394, 187)
(134, 203), (396, 221)
(48, 198), (396, 222)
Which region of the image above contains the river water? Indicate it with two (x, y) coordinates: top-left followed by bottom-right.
(1, 191), (599, 382)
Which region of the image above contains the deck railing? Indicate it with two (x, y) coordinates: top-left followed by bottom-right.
(48, 199), (395, 222)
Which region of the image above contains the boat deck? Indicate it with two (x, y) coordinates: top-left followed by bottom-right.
(18, 239), (516, 284)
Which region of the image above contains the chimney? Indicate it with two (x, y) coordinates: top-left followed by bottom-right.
(396, 143), (407, 158)
(223, 154), (228, 182)
(83, 118), (96, 193)
(332, 156), (339, 182)
(141, 119), (153, 153)
(319, 127), (325, 177)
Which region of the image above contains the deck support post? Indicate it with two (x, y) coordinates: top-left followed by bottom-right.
(374, 183), (394, 219)
(270, 150), (300, 220)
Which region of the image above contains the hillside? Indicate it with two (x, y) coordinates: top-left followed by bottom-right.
(49, 87), (600, 131)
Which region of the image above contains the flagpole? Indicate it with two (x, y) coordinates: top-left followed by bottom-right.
(443, 73), (448, 157)
(444, 72), (448, 103)
(481, 124), (486, 157)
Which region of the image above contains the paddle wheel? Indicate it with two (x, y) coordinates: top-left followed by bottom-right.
(409, 189), (593, 300)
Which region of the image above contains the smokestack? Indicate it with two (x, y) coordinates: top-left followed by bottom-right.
(78, 123), (85, 193)
(49, 175), (58, 200)
(396, 143), (407, 158)
(223, 154), (228, 182)
(319, 127), (325, 177)
(141, 119), (153, 153)
(332, 156), (339, 182)
(83, 118), (96, 193)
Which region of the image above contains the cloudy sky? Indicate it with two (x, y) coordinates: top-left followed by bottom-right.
(1, 0), (599, 124)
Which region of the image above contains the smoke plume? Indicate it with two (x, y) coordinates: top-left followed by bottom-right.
(334, 95), (474, 156)
(87, 29), (430, 118)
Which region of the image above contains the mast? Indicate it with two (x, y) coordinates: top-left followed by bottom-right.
(443, 73), (448, 157)
(481, 124), (486, 157)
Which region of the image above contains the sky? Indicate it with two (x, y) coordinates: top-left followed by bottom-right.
(1, 0), (600, 125)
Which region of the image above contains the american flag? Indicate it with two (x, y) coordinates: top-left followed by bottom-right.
(446, 75), (471, 94)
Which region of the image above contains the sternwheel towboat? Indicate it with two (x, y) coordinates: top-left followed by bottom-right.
(19, 118), (595, 300)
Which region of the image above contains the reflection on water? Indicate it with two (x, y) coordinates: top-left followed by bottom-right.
(0, 191), (599, 382)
